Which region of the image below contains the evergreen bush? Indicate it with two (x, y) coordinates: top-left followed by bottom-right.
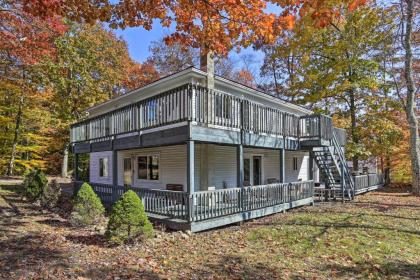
(70, 182), (105, 226)
(40, 179), (61, 209)
(106, 190), (153, 244)
(22, 169), (48, 201)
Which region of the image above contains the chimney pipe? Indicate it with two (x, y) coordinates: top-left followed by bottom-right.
(200, 50), (215, 90)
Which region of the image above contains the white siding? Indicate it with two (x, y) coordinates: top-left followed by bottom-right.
(213, 145), (237, 189)
(89, 145), (311, 191)
(285, 151), (309, 182)
(117, 145), (188, 191)
(90, 151), (113, 185)
(244, 148), (280, 184)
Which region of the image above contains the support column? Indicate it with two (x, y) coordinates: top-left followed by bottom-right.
(309, 151), (314, 181)
(341, 162), (345, 203)
(237, 144), (244, 188)
(73, 152), (79, 181)
(112, 150), (118, 186)
(279, 148), (285, 183)
(187, 140), (195, 194)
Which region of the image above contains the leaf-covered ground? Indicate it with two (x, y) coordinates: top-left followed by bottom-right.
(0, 182), (419, 279)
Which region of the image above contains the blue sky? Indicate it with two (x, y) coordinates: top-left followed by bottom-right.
(111, 3), (283, 74)
(113, 23), (265, 72)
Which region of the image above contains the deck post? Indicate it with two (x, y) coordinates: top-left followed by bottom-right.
(279, 148), (285, 183)
(73, 152), (79, 181)
(341, 162), (345, 203)
(112, 150), (118, 186)
(187, 140), (195, 194)
(237, 144), (244, 188)
(308, 151), (314, 181)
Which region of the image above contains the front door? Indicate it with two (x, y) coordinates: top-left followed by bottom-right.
(243, 155), (263, 186)
(123, 157), (132, 187)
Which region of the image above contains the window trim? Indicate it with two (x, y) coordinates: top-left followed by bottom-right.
(293, 157), (298, 171)
(99, 157), (109, 178)
(136, 153), (160, 182)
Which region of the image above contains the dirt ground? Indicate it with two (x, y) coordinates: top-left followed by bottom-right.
(0, 181), (419, 280)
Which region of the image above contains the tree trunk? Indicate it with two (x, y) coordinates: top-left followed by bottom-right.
(385, 154), (391, 185)
(349, 89), (359, 173)
(403, 0), (420, 195)
(6, 95), (24, 176)
(61, 144), (68, 178)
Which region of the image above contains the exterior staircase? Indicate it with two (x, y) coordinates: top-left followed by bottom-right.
(312, 129), (354, 200)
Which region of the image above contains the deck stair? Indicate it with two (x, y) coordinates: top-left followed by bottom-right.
(312, 129), (354, 200)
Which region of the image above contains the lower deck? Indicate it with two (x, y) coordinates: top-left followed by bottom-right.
(75, 180), (314, 232)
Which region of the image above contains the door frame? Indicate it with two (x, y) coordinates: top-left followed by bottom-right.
(123, 156), (134, 187)
(244, 153), (264, 186)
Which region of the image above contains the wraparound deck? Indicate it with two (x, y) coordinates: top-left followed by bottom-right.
(74, 180), (314, 232)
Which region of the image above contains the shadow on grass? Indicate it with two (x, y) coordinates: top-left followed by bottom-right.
(80, 265), (163, 280)
(320, 260), (420, 279)
(0, 234), (69, 276)
(192, 254), (281, 279)
(65, 233), (109, 247)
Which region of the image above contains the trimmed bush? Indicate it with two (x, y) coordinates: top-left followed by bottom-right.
(22, 169), (48, 201)
(40, 179), (61, 209)
(70, 183), (105, 226)
(106, 190), (153, 244)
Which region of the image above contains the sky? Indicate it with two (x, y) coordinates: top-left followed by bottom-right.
(111, 3), (283, 75)
(112, 22), (265, 73)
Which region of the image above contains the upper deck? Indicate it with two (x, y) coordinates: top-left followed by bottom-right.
(70, 69), (346, 153)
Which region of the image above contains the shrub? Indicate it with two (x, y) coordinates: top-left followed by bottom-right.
(40, 179), (61, 209)
(22, 169), (48, 201)
(106, 190), (153, 244)
(70, 183), (105, 226)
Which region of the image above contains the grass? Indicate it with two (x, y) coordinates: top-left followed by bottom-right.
(0, 182), (419, 279)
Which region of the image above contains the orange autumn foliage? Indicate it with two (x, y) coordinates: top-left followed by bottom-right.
(22, 0), (367, 55)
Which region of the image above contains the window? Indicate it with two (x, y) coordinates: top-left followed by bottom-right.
(293, 157), (298, 171)
(99, 158), (108, 177)
(137, 155), (159, 181)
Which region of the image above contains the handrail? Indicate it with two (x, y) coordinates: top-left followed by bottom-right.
(331, 129), (354, 191)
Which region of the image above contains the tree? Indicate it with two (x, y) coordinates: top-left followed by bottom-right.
(70, 182), (105, 226)
(0, 1), (65, 175)
(260, 4), (398, 172)
(44, 22), (158, 177)
(21, 0), (365, 55)
(106, 190), (153, 244)
(391, 0), (419, 193)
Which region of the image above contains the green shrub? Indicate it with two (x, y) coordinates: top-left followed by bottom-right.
(106, 190), (153, 244)
(40, 179), (61, 209)
(22, 169), (48, 201)
(70, 183), (105, 226)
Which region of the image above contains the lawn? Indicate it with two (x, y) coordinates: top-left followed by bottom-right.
(0, 182), (419, 279)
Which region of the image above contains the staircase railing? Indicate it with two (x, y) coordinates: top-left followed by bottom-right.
(331, 129), (354, 194)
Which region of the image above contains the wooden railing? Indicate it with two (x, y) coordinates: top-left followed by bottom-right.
(353, 174), (384, 191)
(299, 114), (333, 142)
(75, 180), (314, 223)
(334, 128), (347, 146)
(189, 180), (314, 222)
(70, 84), (326, 144)
(74, 182), (189, 220)
(71, 84), (191, 143)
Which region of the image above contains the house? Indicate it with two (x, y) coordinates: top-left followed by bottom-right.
(70, 56), (384, 232)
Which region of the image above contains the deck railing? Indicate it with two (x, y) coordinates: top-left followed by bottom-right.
(75, 180), (314, 222)
(190, 181), (313, 222)
(70, 84), (328, 144)
(299, 114), (333, 142)
(353, 174), (384, 191)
